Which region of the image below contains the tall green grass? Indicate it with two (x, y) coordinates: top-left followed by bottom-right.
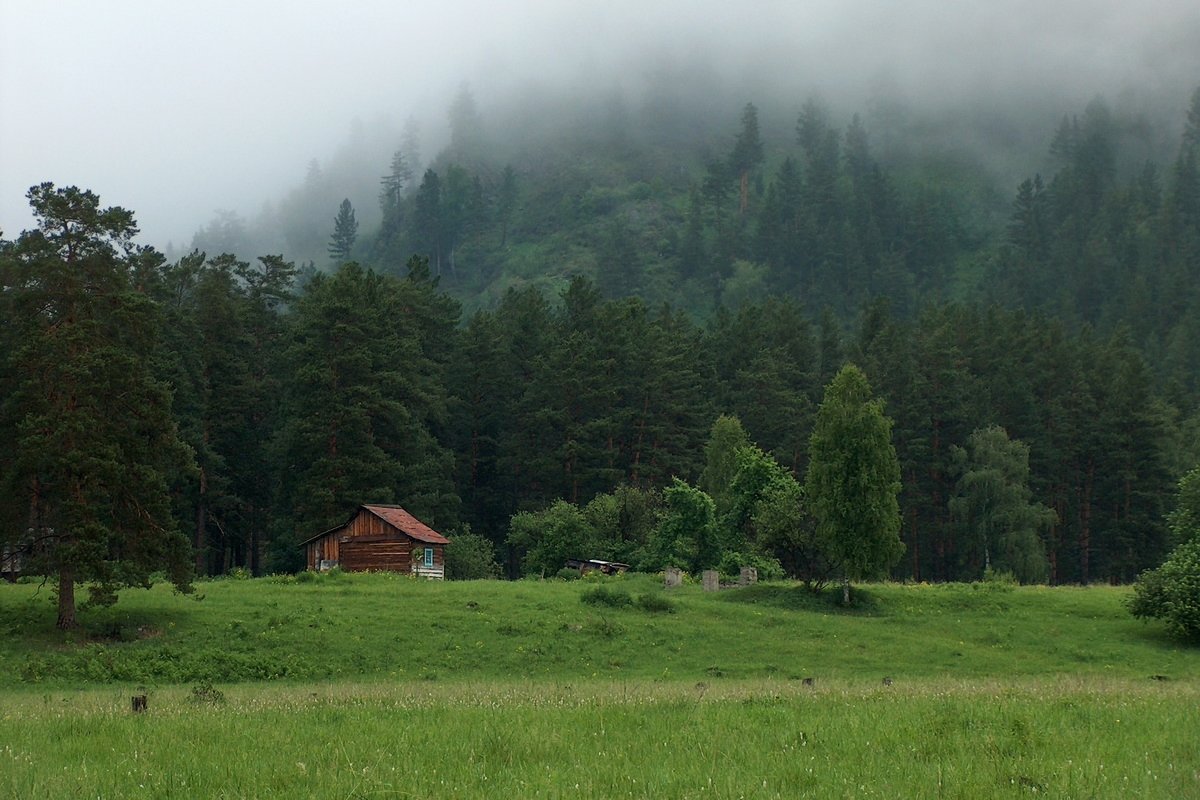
(2, 679), (1196, 798)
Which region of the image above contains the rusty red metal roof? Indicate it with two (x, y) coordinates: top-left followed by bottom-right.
(363, 505), (450, 544)
(297, 504), (451, 547)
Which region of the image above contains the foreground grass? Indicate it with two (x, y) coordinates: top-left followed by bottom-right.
(3, 678), (1197, 798)
(1, 572), (1195, 687)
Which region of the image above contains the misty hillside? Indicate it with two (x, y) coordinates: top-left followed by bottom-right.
(189, 82), (1200, 356)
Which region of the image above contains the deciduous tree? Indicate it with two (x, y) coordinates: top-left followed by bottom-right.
(949, 426), (1055, 582)
(804, 364), (903, 603)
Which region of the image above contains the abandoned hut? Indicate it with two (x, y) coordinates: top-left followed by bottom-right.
(300, 504), (448, 578)
(565, 558), (631, 576)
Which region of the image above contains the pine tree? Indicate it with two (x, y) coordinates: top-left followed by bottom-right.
(412, 170), (443, 275)
(379, 151), (412, 224)
(796, 99), (844, 308)
(679, 186), (707, 280)
(496, 165), (518, 247)
(448, 83), (484, 161)
(0, 184), (194, 627)
(440, 164), (477, 280)
(449, 309), (511, 543)
(596, 217), (641, 299)
(328, 198), (358, 265)
(729, 102), (764, 215)
(400, 116), (422, 177)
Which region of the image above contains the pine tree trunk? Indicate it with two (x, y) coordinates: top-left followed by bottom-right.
(1079, 460), (1094, 584)
(251, 525), (260, 577)
(57, 566), (78, 629)
(908, 502), (920, 581)
(195, 467), (208, 575)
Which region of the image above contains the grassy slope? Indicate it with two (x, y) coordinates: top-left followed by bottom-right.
(3, 574), (1198, 798)
(2, 572), (1193, 688)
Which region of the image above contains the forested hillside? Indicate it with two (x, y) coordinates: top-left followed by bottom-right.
(3, 85), (1200, 603)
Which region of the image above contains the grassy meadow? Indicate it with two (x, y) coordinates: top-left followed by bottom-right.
(2, 573), (1198, 797)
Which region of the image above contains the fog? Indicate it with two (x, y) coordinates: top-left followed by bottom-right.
(3, 0), (1198, 248)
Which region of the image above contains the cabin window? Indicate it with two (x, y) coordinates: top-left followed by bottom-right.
(424, 547), (434, 567)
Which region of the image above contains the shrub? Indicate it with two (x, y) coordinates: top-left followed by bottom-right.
(188, 679), (226, 705)
(716, 550), (784, 581)
(555, 567), (582, 581)
(580, 586), (632, 608)
(1129, 467), (1200, 641)
(1129, 538), (1200, 641)
(634, 593), (675, 613)
(982, 568), (1019, 590)
(445, 533), (502, 580)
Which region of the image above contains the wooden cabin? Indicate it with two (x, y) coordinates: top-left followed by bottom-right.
(299, 505), (448, 579)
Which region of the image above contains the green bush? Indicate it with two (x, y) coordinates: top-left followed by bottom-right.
(982, 568), (1019, 590)
(716, 551), (784, 581)
(445, 533), (502, 580)
(634, 593), (675, 613)
(555, 567), (582, 581)
(1129, 539), (1200, 641)
(580, 585), (632, 608)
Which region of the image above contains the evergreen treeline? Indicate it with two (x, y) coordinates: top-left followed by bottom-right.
(5, 87), (1200, 609)
(6, 228), (1190, 586)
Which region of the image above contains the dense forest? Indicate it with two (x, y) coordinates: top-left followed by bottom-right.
(4, 83), (1200, 616)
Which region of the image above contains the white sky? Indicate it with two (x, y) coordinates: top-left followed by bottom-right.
(2, 0), (1198, 246)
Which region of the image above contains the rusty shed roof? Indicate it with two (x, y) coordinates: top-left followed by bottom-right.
(298, 504), (450, 547)
(362, 505), (450, 544)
